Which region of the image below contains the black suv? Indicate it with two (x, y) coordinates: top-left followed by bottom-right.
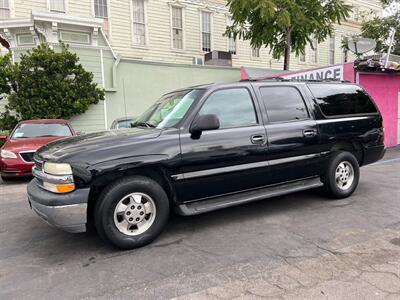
(28, 80), (385, 249)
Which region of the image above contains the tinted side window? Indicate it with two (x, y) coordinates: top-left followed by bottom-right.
(260, 86), (309, 122)
(308, 84), (377, 116)
(199, 88), (257, 129)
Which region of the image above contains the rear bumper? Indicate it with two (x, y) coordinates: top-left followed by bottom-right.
(27, 179), (90, 233)
(363, 144), (386, 166)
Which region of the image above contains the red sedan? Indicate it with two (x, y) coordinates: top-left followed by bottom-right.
(0, 119), (75, 181)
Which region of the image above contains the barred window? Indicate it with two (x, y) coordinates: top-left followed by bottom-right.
(50, 0), (66, 13)
(171, 7), (183, 49)
(0, 0), (10, 19)
(201, 11), (211, 52)
(132, 0), (146, 45)
(95, 0), (108, 18)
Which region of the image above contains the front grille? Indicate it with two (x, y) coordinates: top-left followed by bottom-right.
(34, 158), (43, 171)
(20, 151), (35, 163)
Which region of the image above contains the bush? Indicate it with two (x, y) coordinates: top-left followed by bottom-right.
(0, 43), (105, 131)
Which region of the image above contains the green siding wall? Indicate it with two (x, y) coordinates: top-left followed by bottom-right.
(105, 60), (241, 127)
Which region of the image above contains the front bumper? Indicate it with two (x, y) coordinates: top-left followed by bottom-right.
(27, 179), (90, 233)
(0, 157), (34, 177)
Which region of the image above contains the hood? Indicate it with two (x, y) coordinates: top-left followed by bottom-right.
(36, 128), (162, 163)
(3, 136), (68, 153)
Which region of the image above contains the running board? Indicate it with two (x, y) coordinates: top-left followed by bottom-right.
(176, 177), (323, 216)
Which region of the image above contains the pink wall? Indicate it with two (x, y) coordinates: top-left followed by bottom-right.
(358, 74), (400, 147)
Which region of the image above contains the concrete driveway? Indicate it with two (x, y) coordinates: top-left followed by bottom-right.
(0, 148), (399, 299)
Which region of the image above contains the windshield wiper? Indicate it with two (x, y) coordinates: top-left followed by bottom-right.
(134, 122), (156, 128)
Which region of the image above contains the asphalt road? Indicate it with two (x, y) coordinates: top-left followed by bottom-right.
(0, 148), (399, 300)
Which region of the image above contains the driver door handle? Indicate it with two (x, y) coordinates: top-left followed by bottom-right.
(303, 129), (317, 137)
(251, 134), (265, 144)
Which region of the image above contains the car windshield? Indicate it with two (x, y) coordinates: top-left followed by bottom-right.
(11, 123), (73, 139)
(133, 89), (204, 129)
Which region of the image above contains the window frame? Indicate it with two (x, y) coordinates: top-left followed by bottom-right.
(131, 0), (148, 47)
(307, 83), (379, 119)
(16, 34), (35, 46)
(0, 0), (11, 19)
(200, 10), (212, 52)
(258, 85), (311, 124)
(328, 35), (335, 65)
(48, 0), (67, 13)
(251, 47), (260, 59)
(93, 0), (109, 18)
(192, 86), (260, 130)
(226, 15), (237, 56)
(310, 37), (318, 64)
(170, 5), (185, 51)
(59, 30), (91, 44)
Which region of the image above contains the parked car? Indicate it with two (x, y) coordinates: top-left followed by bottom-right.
(27, 80), (385, 249)
(110, 116), (136, 129)
(0, 119), (74, 181)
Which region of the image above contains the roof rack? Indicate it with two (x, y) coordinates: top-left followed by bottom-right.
(241, 77), (351, 83)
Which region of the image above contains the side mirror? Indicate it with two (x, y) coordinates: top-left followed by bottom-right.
(190, 114), (220, 135)
(0, 135), (8, 143)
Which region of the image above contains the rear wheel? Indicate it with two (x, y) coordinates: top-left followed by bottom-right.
(322, 151), (360, 199)
(95, 176), (170, 249)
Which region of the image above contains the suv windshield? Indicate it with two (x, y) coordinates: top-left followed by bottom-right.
(133, 89), (204, 129)
(12, 123), (72, 139)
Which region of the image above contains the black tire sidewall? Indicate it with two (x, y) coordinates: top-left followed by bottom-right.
(324, 152), (360, 198)
(96, 176), (170, 249)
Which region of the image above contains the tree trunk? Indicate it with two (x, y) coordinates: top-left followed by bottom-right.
(283, 27), (293, 71)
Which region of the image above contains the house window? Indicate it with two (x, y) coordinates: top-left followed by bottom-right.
(0, 0), (10, 19)
(329, 35), (335, 64)
(132, 0), (146, 46)
(201, 11), (211, 52)
(226, 16), (236, 55)
(228, 37), (236, 55)
(17, 34), (35, 46)
(171, 6), (183, 49)
(352, 6), (359, 21)
(94, 0), (108, 18)
(60, 31), (90, 44)
(310, 38), (318, 64)
(50, 0), (66, 13)
(299, 52), (306, 62)
(251, 48), (260, 58)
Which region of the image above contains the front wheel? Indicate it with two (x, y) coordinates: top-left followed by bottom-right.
(95, 176), (170, 249)
(322, 151), (360, 199)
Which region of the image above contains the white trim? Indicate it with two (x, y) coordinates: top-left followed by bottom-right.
(16, 33), (35, 46)
(0, 18), (33, 29)
(32, 11), (103, 28)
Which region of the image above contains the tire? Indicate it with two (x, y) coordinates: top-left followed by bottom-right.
(322, 151), (360, 199)
(94, 176), (170, 249)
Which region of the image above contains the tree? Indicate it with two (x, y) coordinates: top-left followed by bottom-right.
(361, 0), (399, 55)
(0, 43), (105, 131)
(226, 0), (351, 70)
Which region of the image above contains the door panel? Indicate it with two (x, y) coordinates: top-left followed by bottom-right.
(176, 86), (269, 202)
(177, 126), (269, 202)
(256, 85), (322, 183)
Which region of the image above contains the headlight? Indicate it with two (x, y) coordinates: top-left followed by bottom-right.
(0, 150), (17, 159)
(43, 162), (73, 175)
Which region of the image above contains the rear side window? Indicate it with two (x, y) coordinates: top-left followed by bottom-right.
(308, 84), (377, 116)
(199, 88), (257, 129)
(260, 86), (309, 123)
